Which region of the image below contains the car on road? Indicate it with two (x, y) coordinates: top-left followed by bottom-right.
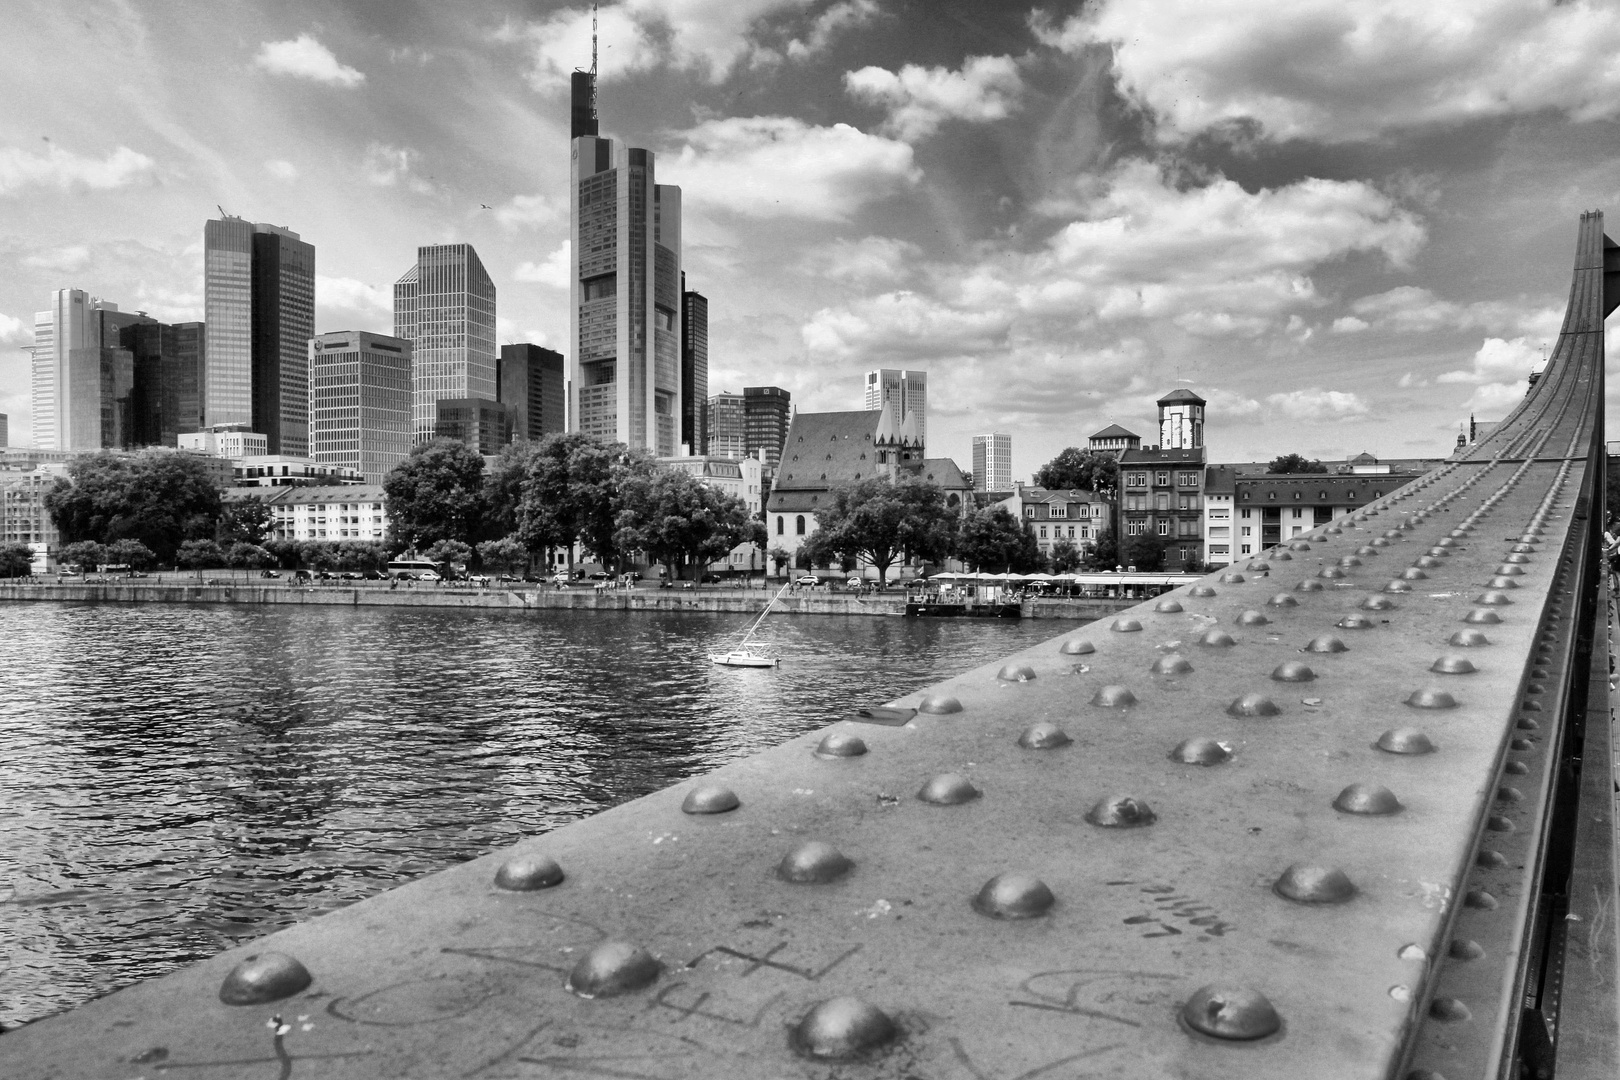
(259, 569), (280, 578)
(467, 574), (490, 584)
(796, 575), (821, 586)
(587, 571), (610, 580)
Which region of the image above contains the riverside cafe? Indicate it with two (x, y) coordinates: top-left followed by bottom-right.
(917, 571), (1200, 602)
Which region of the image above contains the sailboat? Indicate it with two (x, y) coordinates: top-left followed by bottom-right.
(711, 581), (790, 667)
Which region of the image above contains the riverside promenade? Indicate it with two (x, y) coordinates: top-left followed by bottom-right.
(0, 580), (1133, 620)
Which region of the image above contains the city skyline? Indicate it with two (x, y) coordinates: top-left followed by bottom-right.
(3, 2), (1620, 479)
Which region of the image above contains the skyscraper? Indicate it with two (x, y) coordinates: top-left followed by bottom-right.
(681, 284), (707, 455)
(203, 217), (314, 454)
(706, 392), (745, 458)
(744, 385), (791, 471)
(31, 289), (123, 450)
(310, 331), (413, 483)
(972, 432), (1012, 491)
(863, 369), (927, 450)
(393, 244), (497, 445)
(498, 344), (566, 441)
(568, 68), (682, 454)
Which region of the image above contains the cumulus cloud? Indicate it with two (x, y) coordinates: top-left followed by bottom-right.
(254, 34), (365, 87)
(1436, 335), (1540, 387)
(317, 276), (393, 315)
(1344, 286), (1561, 338)
(845, 54), (1024, 141)
(1332, 316), (1369, 333)
(1039, 0), (1620, 144)
(362, 143), (432, 194)
(0, 144), (156, 196)
(265, 159), (299, 182)
(1266, 388), (1370, 422)
(22, 245), (91, 272)
(803, 289), (1011, 359)
(493, 193), (561, 230)
(664, 116), (919, 221)
(785, 0), (879, 60)
(803, 236), (921, 287)
(0, 312), (29, 344)
(514, 243), (571, 288)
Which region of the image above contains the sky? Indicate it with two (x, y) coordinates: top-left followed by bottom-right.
(3, 0), (1618, 479)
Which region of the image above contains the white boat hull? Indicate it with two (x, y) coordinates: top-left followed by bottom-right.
(710, 651), (779, 668)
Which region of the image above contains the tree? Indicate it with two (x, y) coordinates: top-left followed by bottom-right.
(176, 539), (225, 569)
(45, 450), (223, 564)
(767, 546), (791, 576)
(801, 476), (955, 587)
(955, 506), (1045, 573)
(105, 538), (156, 571)
(333, 541), (389, 574)
(1125, 533), (1165, 572)
(1049, 538), (1082, 573)
(1267, 453), (1328, 474)
(218, 497), (272, 547)
(477, 535), (529, 576)
(59, 540), (107, 571)
(225, 542), (273, 569)
(1033, 448), (1119, 498)
(383, 439), (488, 550)
(0, 541), (36, 577)
(613, 468), (762, 580)
(424, 538), (473, 575)
(1087, 528), (1120, 570)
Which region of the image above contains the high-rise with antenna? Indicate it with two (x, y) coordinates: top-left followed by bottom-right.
(566, 9), (684, 454)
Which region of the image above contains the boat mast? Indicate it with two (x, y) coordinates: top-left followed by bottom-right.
(737, 581), (792, 647)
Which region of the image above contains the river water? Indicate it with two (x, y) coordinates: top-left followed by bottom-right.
(0, 601), (1075, 1027)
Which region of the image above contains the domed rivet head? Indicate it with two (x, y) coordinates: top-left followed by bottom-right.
(918, 694), (963, 714)
(1406, 688), (1457, 709)
(1091, 683), (1138, 707)
(681, 785), (740, 814)
(1236, 609), (1269, 626)
(1414, 556), (1442, 570)
(494, 855), (565, 890)
(777, 841), (853, 883)
(1495, 564), (1525, 575)
(1355, 545), (1379, 556)
(1305, 635), (1348, 653)
(1220, 572), (1246, 584)
(1428, 997), (1471, 1023)
(1248, 559), (1271, 571)
(1497, 786), (1523, 802)
(1486, 815), (1514, 832)
(1503, 553), (1530, 564)
(1111, 618), (1143, 633)
(1326, 526), (1343, 534)
(997, 663), (1037, 681)
(1333, 783), (1402, 815)
(566, 942), (662, 998)
(790, 997), (897, 1059)
(815, 732), (868, 758)
(1272, 551), (1294, 562)
(1384, 529), (1403, 539)
(1267, 593), (1299, 607)
(1486, 577), (1519, 590)
(1450, 938), (1486, 960)
(1449, 629), (1490, 647)
(1152, 655), (1193, 675)
(1505, 760), (1528, 775)
(1271, 661), (1315, 682)
(1199, 628), (1237, 646)
(1476, 849), (1507, 868)
(1227, 693), (1280, 716)
(972, 872), (1055, 918)
(1376, 728), (1436, 754)
(1018, 722), (1071, 749)
(1452, 529), (1472, 539)
(1318, 567), (1345, 580)
(1517, 712), (1540, 727)
(1274, 863), (1356, 904)
(1059, 638), (1095, 655)
(1464, 607), (1503, 623)
(1086, 794), (1156, 827)
(1511, 543), (1537, 553)
(219, 952), (312, 1005)
(1290, 540), (1311, 551)
(1189, 585), (1217, 597)
(1156, 598), (1183, 613)
(1400, 568), (1427, 581)
(918, 773), (980, 805)
(1423, 549), (1451, 560)
(1436, 537), (1458, 548)
(1370, 537), (1391, 547)
(1430, 655), (1476, 675)
(1336, 613), (1375, 629)
(1295, 579), (1325, 592)
(1383, 581), (1413, 594)
(1170, 737), (1231, 765)
(1181, 985), (1281, 1041)
(1338, 556), (1362, 568)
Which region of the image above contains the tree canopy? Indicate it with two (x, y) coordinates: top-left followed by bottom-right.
(613, 467), (762, 580)
(801, 476), (956, 586)
(955, 505), (1044, 574)
(383, 439), (489, 550)
(1267, 453), (1328, 474)
(0, 542), (33, 578)
(1124, 533), (1165, 571)
(45, 450), (224, 564)
(1033, 447), (1119, 498)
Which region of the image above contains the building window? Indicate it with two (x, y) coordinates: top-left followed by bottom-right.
(796, 515), (805, 535)
(1293, 509), (1304, 518)
(1293, 492), (1302, 500)
(1241, 526), (1252, 536)
(1157, 520), (1170, 535)
(1268, 492), (1277, 501)
(1241, 543), (1252, 554)
(776, 516), (784, 535)
(1155, 471), (1169, 486)
(1039, 526), (1047, 538)
(1241, 508), (1252, 518)
(1178, 472), (1198, 487)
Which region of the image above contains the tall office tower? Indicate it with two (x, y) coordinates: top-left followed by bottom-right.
(705, 392), (745, 458)
(568, 66), (682, 454)
(124, 321), (205, 448)
(31, 289), (126, 450)
(971, 432), (1013, 491)
(95, 307), (156, 449)
(498, 344), (566, 441)
(203, 216), (314, 454)
(433, 398), (517, 456)
(394, 244), (497, 445)
(863, 368), (928, 450)
(681, 284), (707, 455)
(743, 385), (791, 471)
(0, 414), (7, 447)
(310, 331), (413, 483)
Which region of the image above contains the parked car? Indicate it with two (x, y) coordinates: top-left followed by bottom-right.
(701, 573), (722, 584)
(259, 569), (280, 578)
(467, 574), (490, 584)
(414, 570), (441, 581)
(588, 571), (610, 580)
(796, 575), (820, 586)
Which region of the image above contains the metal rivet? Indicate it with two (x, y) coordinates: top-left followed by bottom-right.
(778, 841), (853, 883)
(1086, 794), (1157, 827)
(998, 663), (1037, 681)
(1170, 737), (1231, 765)
(1405, 688), (1457, 709)
(1189, 585), (1217, 597)
(1511, 543), (1537, 553)
(1370, 537), (1391, 546)
(1336, 614), (1376, 629)
(1502, 553), (1531, 564)
(1152, 655), (1193, 675)
(1274, 863), (1356, 904)
(918, 773), (980, 805)
(1400, 568), (1428, 581)
(1465, 888), (1498, 909)
(1290, 540), (1311, 551)
(1497, 786), (1523, 802)
(1449, 938), (1485, 960)
(1221, 572), (1246, 584)
(1180, 985), (1281, 1041)
(1463, 607), (1502, 623)
(1156, 598), (1184, 613)
(494, 856), (565, 890)
(1248, 560), (1271, 572)
(972, 873), (1055, 918)
(1199, 629), (1237, 647)
(1333, 784), (1402, 815)
(815, 732), (868, 758)
(1360, 595), (1398, 611)
(1091, 684), (1139, 707)
(1505, 760), (1528, 775)
(1486, 815), (1514, 832)
(1267, 593), (1299, 607)
(1486, 577), (1519, 590)
(1018, 722), (1071, 749)
(566, 942), (662, 998)
(1236, 610), (1270, 626)
(1111, 618), (1142, 633)
(218, 952), (312, 1005)
(1476, 849), (1507, 868)
(1305, 635), (1348, 653)
(1296, 579), (1325, 592)
(1227, 693), (1280, 717)
(1448, 629), (1490, 647)
(1429, 656), (1477, 675)
(1413, 557), (1442, 570)
(1060, 638), (1096, 655)
(1376, 728), (1436, 754)
(918, 694), (963, 714)
(682, 785), (740, 814)
(1271, 661), (1316, 682)
(1384, 580), (1414, 593)
(1428, 997), (1471, 1023)
(1435, 537), (1458, 548)
(1272, 551), (1294, 562)
(790, 997), (897, 1059)
(1476, 589), (1518, 606)
(1355, 546), (1379, 556)
(1339, 556), (1363, 568)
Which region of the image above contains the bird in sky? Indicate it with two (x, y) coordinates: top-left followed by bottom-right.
(480, 203), (492, 210)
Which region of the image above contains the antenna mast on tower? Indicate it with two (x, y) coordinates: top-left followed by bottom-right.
(590, 3), (598, 124)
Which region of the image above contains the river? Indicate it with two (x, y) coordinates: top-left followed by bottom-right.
(0, 601), (1076, 1027)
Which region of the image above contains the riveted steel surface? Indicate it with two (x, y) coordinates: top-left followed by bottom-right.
(3, 216), (1612, 1079)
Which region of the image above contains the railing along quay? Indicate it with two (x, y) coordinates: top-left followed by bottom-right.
(4, 214), (1617, 1078)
